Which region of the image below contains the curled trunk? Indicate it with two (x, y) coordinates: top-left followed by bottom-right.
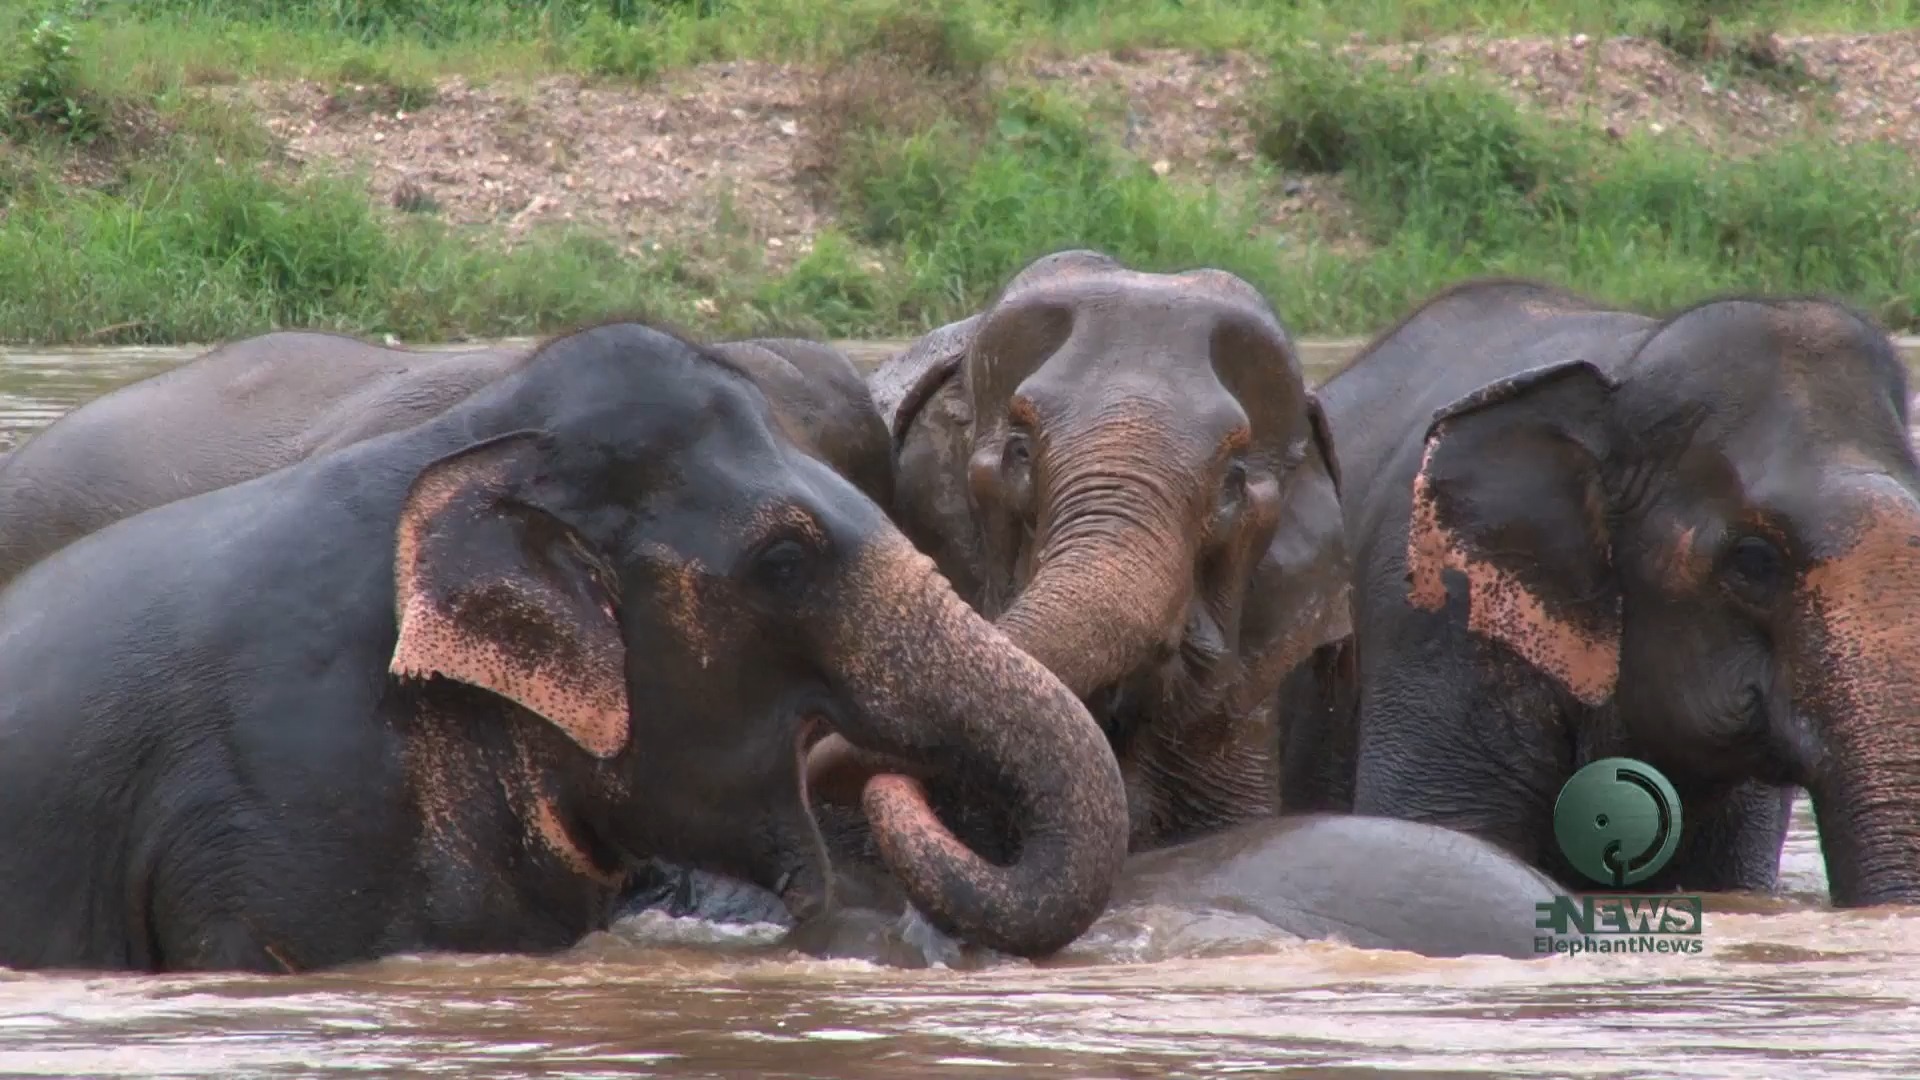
(823, 533), (1130, 956)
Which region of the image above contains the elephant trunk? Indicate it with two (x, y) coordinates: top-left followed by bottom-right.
(1795, 475), (1920, 907)
(995, 451), (1196, 698)
(822, 532), (1130, 957)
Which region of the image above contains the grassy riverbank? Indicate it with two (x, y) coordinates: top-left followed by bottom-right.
(3, 0), (1920, 345)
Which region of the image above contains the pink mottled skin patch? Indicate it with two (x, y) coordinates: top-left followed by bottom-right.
(390, 588), (629, 758)
(1798, 480), (1920, 793)
(404, 704), (626, 890)
(388, 446), (630, 759)
(805, 733), (924, 807)
(524, 787), (626, 888)
(510, 735), (625, 888)
(649, 547), (712, 672)
(1790, 478), (1920, 906)
(863, 774), (985, 888)
(1404, 435), (1621, 706)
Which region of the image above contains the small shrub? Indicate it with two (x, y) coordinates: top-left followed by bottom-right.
(1643, 0), (1822, 91)
(1256, 43), (1579, 245)
(850, 6), (992, 79)
(802, 5), (998, 180)
(3, 14), (104, 141)
(755, 228), (887, 335)
(851, 87), (1278, 324)
(573, 9), (663, 81)
(160, 165), (398, 301)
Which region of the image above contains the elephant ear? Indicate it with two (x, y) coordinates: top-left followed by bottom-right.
(1306, 392), (1342, 497)
(389, 430), (630, 759)
(867, 315), (981, 451)
(1405, 360), (1621, 706)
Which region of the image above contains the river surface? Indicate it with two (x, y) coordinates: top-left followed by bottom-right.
(1, 344), (1917, 1079)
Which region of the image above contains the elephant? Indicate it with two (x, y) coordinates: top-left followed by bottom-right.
(743, 814), (1573, 965)
(1276, 277), (1920, 906)
(621, 249), (1353, 938)
(812, 249), (1352, 861)
(0, 319), (1129, 974)
(0, 330), (891, 585)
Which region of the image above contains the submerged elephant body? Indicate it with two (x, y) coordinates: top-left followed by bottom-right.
(1281, 278), (1920, 905)
(0, 332), (523, 583)
(0, 330), (890, 585)
(654, 815), (1566, 964)
(0, 321), (1127, 974)
(1109, 814), (1564, 960)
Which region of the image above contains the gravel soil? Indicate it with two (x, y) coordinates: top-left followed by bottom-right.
(210, 31), (1920, 260)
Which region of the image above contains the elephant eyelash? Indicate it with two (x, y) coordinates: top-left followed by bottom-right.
(1222, 460), (1250, 493)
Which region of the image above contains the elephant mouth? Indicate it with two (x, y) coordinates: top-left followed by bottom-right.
(776, 714), (837, 922)
(803, 726), (933, 808)
(1084, 638), (1226, 748)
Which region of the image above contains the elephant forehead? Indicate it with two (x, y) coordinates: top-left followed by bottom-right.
(1799, 472), (1920, 558)
(1624, 299), (1904, 437)
(1001, 256), (1271, 315)
(1000, 313), (1271, 410)
(999, 248), (1126, 292)
(1020, 378), (1251, 453)
(993, 265), (1280, 343)
(1667, 405), (1915, 534)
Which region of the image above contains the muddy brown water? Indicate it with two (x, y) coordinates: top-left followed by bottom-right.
(2, 342), (1918, 1078)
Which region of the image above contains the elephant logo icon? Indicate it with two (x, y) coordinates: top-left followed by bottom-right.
(1552, 757), (1684, 888)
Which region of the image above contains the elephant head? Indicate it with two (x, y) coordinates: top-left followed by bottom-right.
(1403, 297), (1920, 906)
(864, 250), (1350, 849)
(710, 338), (896, 509)
(386, 321), (1129, 955)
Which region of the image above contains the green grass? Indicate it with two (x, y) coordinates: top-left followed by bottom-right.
(11, 0), (1920, 90)
(1246, 42), (1920, 331)
(0, 161), (715, 345)
(2, 0), (1920, 344)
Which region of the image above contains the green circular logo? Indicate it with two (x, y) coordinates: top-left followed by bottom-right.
(1552, 757), (1683, 888)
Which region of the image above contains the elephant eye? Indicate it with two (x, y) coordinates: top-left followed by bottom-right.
(1220, 460), (1249, 507)
(745, 536), (817, 596)
(1723, 534), (1787, 598)
(1002, 432), (1032, 473)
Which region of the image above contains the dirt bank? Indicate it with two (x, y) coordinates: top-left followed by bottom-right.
(219, 31), (1920, 263)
